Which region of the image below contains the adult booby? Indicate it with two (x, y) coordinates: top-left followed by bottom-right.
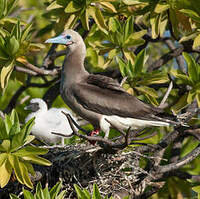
(25, 98), (78, 146)
(45, 30), (179, 138)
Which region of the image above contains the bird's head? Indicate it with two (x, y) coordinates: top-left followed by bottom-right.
(25, 98), (47, 112)
(45, 29), (86, 55)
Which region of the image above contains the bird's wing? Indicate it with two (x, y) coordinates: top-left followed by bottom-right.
(72, 75), (162, 119)
(87, 74), (125, 92)
(44, 109), (63, 127)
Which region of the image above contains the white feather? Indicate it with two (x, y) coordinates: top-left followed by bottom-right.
(25, 98), (77, 146)
(100, 115), (170, 138)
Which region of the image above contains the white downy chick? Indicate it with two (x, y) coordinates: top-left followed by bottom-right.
(25, 98), (77, 146)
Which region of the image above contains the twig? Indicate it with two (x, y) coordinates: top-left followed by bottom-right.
(120, 76), (128, 87)
(0, 110), (4, 119)
(15, 66), (38, 76)
(20, 59), (59, 76)
(159, 81), (173, 108)
(62, 111), (90, 135)
(157, 144), (200, 173)
(131, 131), (158, 141)
(4, 77), (59, 113)
(163, 38), (186, 73)
(147, 46), (184, 72)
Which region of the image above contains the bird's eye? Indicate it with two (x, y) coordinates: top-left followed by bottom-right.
(65, 35), (71, 40)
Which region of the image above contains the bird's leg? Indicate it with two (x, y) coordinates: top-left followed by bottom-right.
(61, 137), (65, 147)
(89, 129), (100, 136)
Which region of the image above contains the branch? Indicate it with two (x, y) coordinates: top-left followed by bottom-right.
(157, 144), (200, 173)
(159, 81), (173, 108)
(163, 38), (186, 73)
(147, 46), (184, 72)
(15, 66), (38, 76)
(19, 59), (59, 76)
(162, 170), (200, 182)
(4, 78), (59, 113)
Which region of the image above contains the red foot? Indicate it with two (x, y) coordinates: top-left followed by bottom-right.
(89, 129), (100, 136)
(89, 129), (100, 145)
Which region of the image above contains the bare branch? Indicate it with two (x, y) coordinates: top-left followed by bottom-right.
(148, 46), (184, 72)
(15, 66), (38, 76)
(20, 59), (59, 76)
(159, 81), (173, 108)
(157, 144), (200, 173)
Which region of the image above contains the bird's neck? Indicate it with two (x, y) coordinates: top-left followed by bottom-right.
(62, 47), (88, 84)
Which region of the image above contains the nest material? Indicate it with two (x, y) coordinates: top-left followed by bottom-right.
(36, 143), (148, 198)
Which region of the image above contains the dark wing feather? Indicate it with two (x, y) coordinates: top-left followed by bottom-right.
(72, 74), (162, 119)
(87, 74), (125, 92)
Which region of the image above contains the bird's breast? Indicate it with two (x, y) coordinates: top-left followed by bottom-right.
(60, 84), (100, 128)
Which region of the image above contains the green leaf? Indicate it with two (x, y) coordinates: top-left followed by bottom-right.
(83, 189), (91, 198)
(43, 187), (51, 199)
(124, 16), (134, 41)
(196, 93), (200, 107)
(23, 189), (34, 199)
(74, 184), (89, 199)
(154, 3), (169, 13)
(117, 57), (126, 77)
(108, 17), (121, 33)
(19, 161), (33, 188)
(108, 48), (119, 59)
(169, 9), (179, 39)
(134, 49), (146, 75)
(8, 155), (24, 185)
(135, 86), (158, 98)
(99, 2), (117, 13)
(21, 23), (32, 43)
(46, 1), (63, 10)
(193, 185), (200, 193)
(0, 61), (14, 91)
(92, 184), (102, 199)
(4, 114), (12, 135)
(22, 155), (51, 166)
(0, 117), (7, 140)
(193, 33), (200, 49)
(1, 140), (11, 151)
(187, 89), (196, 104)
(122, 0), (147, 5)
(0, 153), (7, 167)
(80, 9), (89, 30)
(57, 190), (67, 199)
(124, 30), (147, 47)
(170, 69), (192, 85)
(89, 6), (108, 34)
(171, 93), (189, 114)
(139, 71), (169, 85)
(9, 109), (20, 135)
(9, 194), (20, 199)
(36, 182), (44, 199)
(13, 145), (48, 156)
(183, 52), (199, 83)
(21, 117), (35, 141)
(150, 14), (160, 39)
(6, 36), (19, 56)
(64, 1), (81, 13)
(0, 159), (12, 188)
(11, 20), (21, 40)
(23, 161), (35, 176)
(7, 0), (19, 15)
(50, 181), (62, 199)
(179, 9), (200, 23)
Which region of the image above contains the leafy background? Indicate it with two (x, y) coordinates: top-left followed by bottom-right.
(0, 0), (200, 198)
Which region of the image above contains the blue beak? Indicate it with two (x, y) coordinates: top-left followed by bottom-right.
(45, 35), (66, 45)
